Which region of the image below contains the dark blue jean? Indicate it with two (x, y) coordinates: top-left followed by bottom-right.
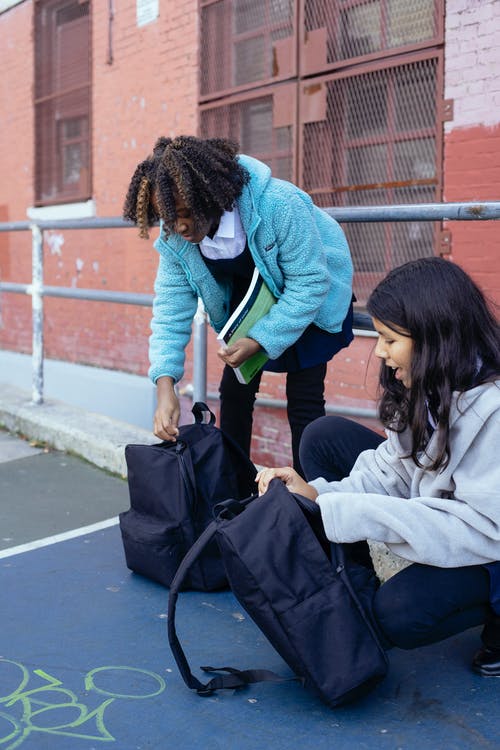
(299, 415), (497, 650)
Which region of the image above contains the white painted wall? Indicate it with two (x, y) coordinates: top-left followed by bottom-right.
(445, 0), (500, 131)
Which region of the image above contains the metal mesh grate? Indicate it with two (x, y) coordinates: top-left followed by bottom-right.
(200, 92), (294, 181)
(303, 0), (439, 68)
(199, 1), (443, 303)
(301, 57), (440, 303)
(200, 0), (296, 97)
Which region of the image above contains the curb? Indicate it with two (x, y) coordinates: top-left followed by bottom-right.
(0, 383), (156, 477)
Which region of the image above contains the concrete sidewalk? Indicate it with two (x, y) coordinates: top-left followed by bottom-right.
(0, 382), (157, 477)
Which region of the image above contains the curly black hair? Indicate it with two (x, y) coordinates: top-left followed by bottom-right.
(123, 135), (250, 239)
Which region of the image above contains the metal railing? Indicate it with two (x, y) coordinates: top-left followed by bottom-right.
(1, 201), (500, 419)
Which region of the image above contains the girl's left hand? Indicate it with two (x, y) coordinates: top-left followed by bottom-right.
(217, 337), (262, 368)
(256, 466), (318, 500)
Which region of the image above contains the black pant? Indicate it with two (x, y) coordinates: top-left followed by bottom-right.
(219, 362), (327, 477)
(299, 415), (498, 650)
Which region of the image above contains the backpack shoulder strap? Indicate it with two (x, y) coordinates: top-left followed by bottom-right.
(168, 497), (294, 696)
(167, 521), (220, 692)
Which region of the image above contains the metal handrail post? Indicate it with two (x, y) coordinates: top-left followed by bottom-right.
(192, 298), (208, 404)
(30, 223), (44, 404)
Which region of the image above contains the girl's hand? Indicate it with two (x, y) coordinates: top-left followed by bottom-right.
(256, 466), (319, 501)
(217, 337), (261, 368)
(154, 378), (180, 441)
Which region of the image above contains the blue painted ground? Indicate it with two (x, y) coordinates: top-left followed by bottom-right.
(1, 524), (499, 750)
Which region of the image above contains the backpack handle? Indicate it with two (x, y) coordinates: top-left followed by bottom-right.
(191, 402), (216, 425)
(213, 494), (256, 520)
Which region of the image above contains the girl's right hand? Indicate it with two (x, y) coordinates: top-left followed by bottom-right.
(256, 466), (318, 501)
(153, 378), (180, 441)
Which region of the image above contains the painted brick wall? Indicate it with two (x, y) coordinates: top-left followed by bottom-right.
(40, 1), (199, 374)
(0, 0), (35, 354)
(443, 0), (500, 297)
(1, 0), (199, 374)
(1, 1), (499, 467)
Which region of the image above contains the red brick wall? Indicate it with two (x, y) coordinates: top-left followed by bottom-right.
(443, 1), (500, 303)
(443, 124), (500, 301)
(0, 1), (35, 354)
(2, 1), (499, 468)
(39, 2), (199, 372)
(0, 0), (199, 373)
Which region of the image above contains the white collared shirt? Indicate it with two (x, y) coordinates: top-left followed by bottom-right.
(198, 206), (247, 260)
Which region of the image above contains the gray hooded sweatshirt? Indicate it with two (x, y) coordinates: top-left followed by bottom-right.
(312, 381), (500, 568)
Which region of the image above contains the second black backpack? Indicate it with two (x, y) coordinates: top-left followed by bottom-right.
(119, 402), (257, 591)
(168, 478), (389, 708)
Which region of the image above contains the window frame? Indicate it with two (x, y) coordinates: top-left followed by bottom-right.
(34, 0), (92, 207)
(300, 0), (444, 76)
(198, 0), (445, 302)
(199, 0), (298, 101)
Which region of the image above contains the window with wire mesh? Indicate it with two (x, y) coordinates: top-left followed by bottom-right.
(34, 0), (91, 205)
(200, 95), (294, 181)
(200, 0), (295, 97)
(199, 1), (443, 303)
(302, 56), (440, 303)
(304, 0), (440, 68)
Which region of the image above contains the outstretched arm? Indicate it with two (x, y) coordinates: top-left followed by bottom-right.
(256, 466), (318, 500)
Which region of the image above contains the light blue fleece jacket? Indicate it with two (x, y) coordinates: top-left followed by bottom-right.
(148, 154), (353, 384)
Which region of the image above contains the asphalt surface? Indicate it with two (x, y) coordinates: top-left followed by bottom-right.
(0, 393), (499, 750)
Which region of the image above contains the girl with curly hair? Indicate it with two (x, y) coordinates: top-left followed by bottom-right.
(124, 136), (354, 475)
(258, 256), (500, 676)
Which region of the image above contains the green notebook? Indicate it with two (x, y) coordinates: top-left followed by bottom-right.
(217, 267), (277, 384)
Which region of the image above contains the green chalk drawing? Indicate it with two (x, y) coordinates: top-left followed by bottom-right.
(0, 658), (166, 749)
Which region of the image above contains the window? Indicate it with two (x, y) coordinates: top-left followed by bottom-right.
(34, 0), (91, 205)
(200, 87), (295, 181)
(303, 0), (440, 71)
(199, 0), (444, 304)
(301, 54), (441, 301)
(200, 0), (296, 98)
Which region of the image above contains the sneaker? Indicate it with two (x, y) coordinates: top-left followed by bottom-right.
(472, 646), (500, 677)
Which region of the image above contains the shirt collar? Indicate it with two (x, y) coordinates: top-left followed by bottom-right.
(214, 209), (235, 239)
(200, 208), (237, 249)
(200, 206), (244, 250)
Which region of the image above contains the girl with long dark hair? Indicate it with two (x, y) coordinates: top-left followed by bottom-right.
(257, 256), (500, 676)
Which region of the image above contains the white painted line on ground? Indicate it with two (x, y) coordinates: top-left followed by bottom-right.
(0, 517), (120, 559)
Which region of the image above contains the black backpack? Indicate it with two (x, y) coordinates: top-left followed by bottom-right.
(119, 402), (257, 591)
(168, 478), (389, 708)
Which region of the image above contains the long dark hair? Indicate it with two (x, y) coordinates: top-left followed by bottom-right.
(367, 256), (500, 470)
(123, 135), (249, 239)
